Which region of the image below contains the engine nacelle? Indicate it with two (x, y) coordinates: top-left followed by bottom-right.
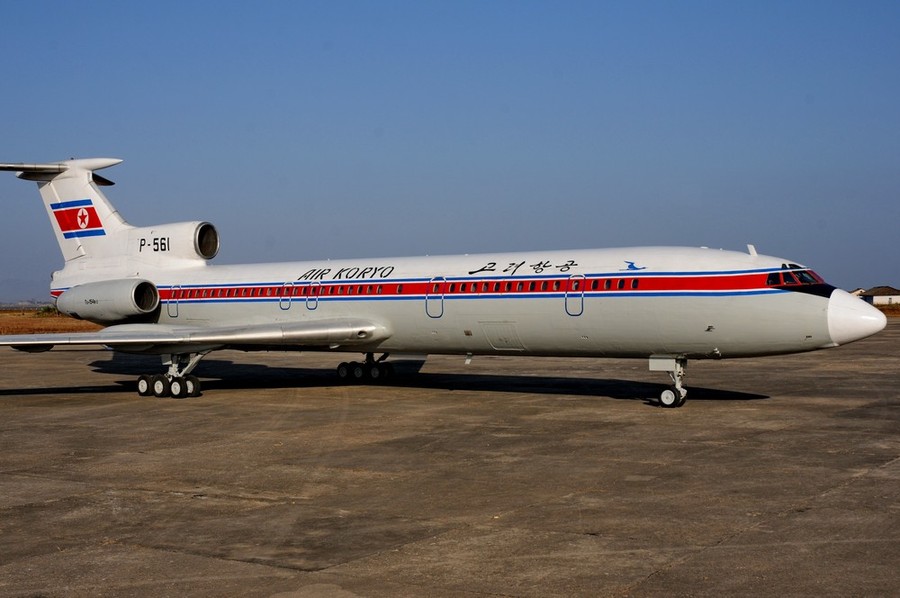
(128, 221), (219, 261)
(56, 279), (160, 324)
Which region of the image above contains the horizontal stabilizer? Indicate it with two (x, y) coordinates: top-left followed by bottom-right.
(0, 158), (122, 174)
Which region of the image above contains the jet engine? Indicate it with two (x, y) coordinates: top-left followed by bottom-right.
(56, 279), (160, 324)
(127, 221), (219, 261)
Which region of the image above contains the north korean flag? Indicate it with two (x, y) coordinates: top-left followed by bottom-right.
(50, 199), (105, 238)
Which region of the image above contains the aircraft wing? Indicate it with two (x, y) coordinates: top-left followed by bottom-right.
(0, 318), (390, 354)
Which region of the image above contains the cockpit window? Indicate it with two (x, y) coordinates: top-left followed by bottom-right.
(796, 270), (818, 284)
(767, 269), (825, 287)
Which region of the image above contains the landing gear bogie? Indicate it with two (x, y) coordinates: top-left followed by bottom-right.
(135, 351), (207, 399)
(337, 353), (394, 384)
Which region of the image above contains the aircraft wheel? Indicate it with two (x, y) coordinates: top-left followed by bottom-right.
(337, 362), (351, 381)
(151, 374), (171, 398)
(367, 363), (383, 381)
(137, 374), (153, 396)
(185, 375), (201, 397)
(659, 388), (680, 408)
(170, 377), (189, 399)
(351, 362), (366, 381)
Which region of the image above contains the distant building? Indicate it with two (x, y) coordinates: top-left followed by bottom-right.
(860, 286), (900, 305)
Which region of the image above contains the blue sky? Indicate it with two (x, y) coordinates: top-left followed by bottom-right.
(1, 1), (898, 300)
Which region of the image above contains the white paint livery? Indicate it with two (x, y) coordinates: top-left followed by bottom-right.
(0, 159), (887, 405)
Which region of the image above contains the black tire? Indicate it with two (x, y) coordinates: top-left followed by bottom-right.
(659, 388), (679, 408)
(137, 374), (153, 396)
(367, 363), (383, 381)
(185, 375), (201, 397)
(170, 377), (188, 399)
(151, 374), (171, 398)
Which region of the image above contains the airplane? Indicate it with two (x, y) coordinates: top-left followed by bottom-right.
(0, 158), (887, 406)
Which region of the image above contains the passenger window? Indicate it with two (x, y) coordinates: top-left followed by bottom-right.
(631, 279), (638, 289)
(460, 283), (467, 292)
(553, 281), (560, 291)
(516, 282), (524, 292)
(376, 285), (383, 294)
(617, 279), (625, 290)
(604, 280), (612, 290)
(529, 282), (536, 291)
(449, 283), (456, 293)
(591, 280), (598, 290)
(541, 281), (548, 291)
(572, 280), (580, 290)
(397, 284), (403, 294)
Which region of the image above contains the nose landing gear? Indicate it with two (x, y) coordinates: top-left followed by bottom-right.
(650, 355), (688, 408)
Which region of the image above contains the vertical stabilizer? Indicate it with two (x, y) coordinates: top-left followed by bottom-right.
(0, 158), (131, 262)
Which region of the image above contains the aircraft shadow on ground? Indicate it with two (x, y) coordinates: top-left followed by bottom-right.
(76, 353), (767, 404)
(0, 353), (769, 403)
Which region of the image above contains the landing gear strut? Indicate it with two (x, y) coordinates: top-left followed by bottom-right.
(136, 352), (208, 398)
(337, 352), (393, 383)
(650, 355), (688, 408)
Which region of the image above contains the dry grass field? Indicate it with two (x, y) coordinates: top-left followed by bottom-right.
(878, 303), (900, 316)
(0, 310), (102, 334)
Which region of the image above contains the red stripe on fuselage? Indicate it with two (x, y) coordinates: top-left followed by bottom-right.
(154, 272), (776, 302)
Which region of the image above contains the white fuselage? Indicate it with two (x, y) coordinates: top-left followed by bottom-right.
(52, 246), (857, 359)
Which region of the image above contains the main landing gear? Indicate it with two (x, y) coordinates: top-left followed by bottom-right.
(136, 352), (208, 399)
(336, 352), (394, 383)
(650, 355), (688, 408)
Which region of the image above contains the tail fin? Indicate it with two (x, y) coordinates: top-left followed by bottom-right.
(0, 158), (131, 262)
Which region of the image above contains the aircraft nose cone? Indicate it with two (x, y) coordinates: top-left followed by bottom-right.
(827, 289), (887, 346)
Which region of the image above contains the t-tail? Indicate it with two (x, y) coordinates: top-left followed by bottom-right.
(0, 159), (131, 262)
(1, 158), (219, 270)
(1, 158), (220, 321)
